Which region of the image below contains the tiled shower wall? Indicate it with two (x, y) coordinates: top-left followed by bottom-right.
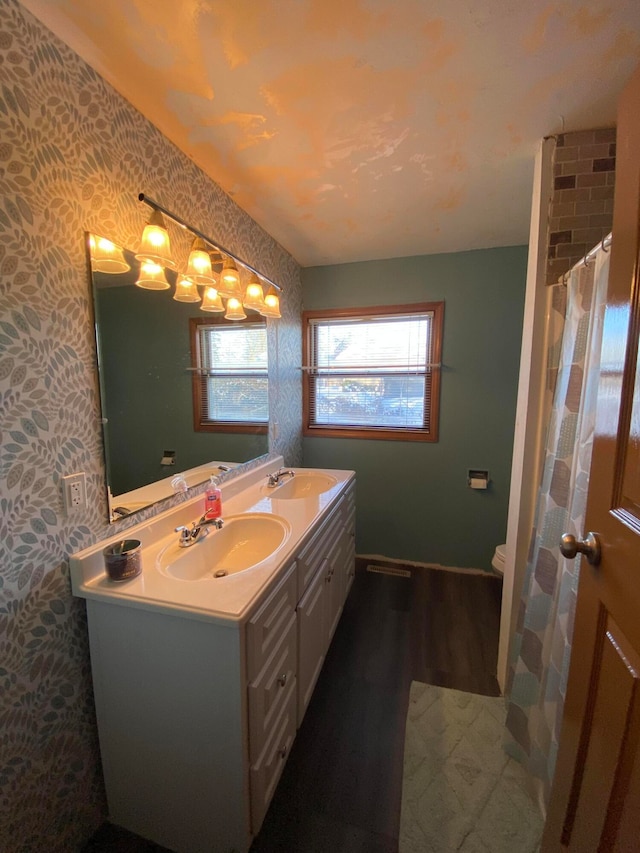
(0, 2), (302, 850)
(546, 127), (616, 284)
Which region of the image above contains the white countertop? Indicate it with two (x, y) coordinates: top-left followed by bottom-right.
(70, 459), (355, 625)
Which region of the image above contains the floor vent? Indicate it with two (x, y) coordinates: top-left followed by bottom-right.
(366, 564), (412, 578)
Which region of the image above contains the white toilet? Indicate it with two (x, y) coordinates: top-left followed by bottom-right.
(491, 543), (506, 575)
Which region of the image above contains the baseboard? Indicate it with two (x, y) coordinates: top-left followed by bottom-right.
(357, 553), (500, 577)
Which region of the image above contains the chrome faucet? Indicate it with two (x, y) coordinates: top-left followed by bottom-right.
(266, 467), (295, 488)
(175, 515), (224, 548)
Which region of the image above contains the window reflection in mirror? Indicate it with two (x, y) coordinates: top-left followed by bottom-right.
(88, 234), (269, 522)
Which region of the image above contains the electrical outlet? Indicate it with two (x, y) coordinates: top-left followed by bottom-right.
(62, 472), (87, 514)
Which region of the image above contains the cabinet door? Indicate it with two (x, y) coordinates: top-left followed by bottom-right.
(247, 563), (297, 681)
(247, 615), (297, 764)
(325, 534), (346, 642)
(250, 686), (297, 834)
(297, 557), (329, 725)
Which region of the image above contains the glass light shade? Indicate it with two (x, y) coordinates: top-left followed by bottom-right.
(135, 260), (171, 290)
(184, 238), (216, 285)
(260, 286), (281, 318)
(243, 273), (266, 311)
(173, 276), (201, 303)
(89, 235), (130, 274)
(225, 296), (247, 321)
(200, 286), (224, 312)
(217, 258), (242, 298)
(135, 209), (175, 269)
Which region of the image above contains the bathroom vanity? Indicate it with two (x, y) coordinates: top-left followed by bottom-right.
(70, 459), (355, 853)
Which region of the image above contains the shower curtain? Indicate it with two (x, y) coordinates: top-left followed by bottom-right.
(504, 242), (610, 814)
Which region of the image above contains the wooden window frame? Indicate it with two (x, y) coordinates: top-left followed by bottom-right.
(302, 302), (444, 442)
(189, 316), (268, 435)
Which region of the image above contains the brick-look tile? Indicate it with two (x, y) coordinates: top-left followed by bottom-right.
(593, 157), (616, 172)
(550, 201), (575, 218)
(550, 230), (572, 245)
(558, 214), (591, 230)
(562, 159), (595, 175)
(577, 173), (609, 187)
(555, 175), (576, 190)
(573, 227), (611, 247)
(557, 242), (588, 259)
(555, 145), (580, 163)
(558, 188), (591, 203)
(590, 186), (615, 200)
(594, 127), (616, 143)
(562, 130), (597, 146)
(590, 213), (613, 228)
(547, 127), (615, 286)
(579, 143), (612, 160)
(576, 200), (609, 216)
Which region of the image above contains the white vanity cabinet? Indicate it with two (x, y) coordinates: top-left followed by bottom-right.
(82, 473), (356, 853)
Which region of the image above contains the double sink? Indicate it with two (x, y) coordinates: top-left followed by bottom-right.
(70, 463), (347, 622)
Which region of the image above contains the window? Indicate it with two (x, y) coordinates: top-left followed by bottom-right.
(190, 317), (268, 433)
(303, 303), (443, 441)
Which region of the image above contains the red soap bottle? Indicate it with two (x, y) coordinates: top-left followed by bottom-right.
(204, 476), (222, 519)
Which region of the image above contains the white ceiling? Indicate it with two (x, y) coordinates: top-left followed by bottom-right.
(20, 0), (640, 267)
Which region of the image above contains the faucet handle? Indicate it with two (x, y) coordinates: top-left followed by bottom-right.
(175, 525), (192, 543)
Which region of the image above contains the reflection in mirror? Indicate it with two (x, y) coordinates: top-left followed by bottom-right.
(88, 234), (269, 522)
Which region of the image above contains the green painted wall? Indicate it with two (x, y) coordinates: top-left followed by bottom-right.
(96, 283), (268, 495)
(302, 246), (528, 570)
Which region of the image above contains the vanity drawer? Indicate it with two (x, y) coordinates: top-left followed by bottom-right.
(247, 562), (297, 681)
(247, 614), (297, 763)
(297, 504), (343, 599)
(249, 684), (297, 834)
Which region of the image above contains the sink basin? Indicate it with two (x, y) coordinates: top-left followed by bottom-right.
(156, 513), (290, 581)
(263, 473), (337, 500)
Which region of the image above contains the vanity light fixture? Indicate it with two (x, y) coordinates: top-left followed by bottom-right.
(200, 286), (225, 312)
(225, 296), (247, 321)
(135, 260), (171, 290)
(89, 235), (130, 274)
(135, 208), (176, 269)
(173, 276), (201, 303)
(137, 193), (283, 322)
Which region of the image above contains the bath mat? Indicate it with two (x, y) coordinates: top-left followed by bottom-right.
(400, 682), (543, 853)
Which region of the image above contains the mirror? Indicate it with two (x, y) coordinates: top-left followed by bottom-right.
(88, 234), (269, 522)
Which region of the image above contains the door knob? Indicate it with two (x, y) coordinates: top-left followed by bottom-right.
(559, 532), (602, 566)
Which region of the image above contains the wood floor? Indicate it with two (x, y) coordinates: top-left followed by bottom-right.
(83, 559), (502, 853)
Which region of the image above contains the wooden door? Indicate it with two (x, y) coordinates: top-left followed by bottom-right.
(542, 63), (640, 851)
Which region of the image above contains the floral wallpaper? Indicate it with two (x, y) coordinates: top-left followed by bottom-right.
(0, 2), (302, 850)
